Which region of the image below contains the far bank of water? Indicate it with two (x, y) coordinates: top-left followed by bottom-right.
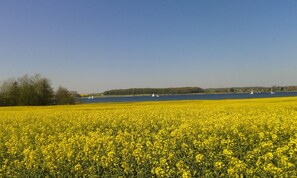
(81, 92), (297, 103)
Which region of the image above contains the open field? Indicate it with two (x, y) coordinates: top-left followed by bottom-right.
(1, 97), (297, 177)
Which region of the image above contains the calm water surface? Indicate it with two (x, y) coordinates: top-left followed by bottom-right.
(81, 92), (297, 103)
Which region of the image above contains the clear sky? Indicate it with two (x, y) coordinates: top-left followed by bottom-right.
(0, 0), (297, 93)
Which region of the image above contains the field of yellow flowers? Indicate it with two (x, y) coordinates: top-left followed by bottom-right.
(1, 97), (297, 177)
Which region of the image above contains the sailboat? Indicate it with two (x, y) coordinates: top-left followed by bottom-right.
(152, 93), (155, 97)
(270, 89), (275, 95)
(250, 90), (254, 95)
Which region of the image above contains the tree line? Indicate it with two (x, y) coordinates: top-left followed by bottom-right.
(204, 86), (297, 93)
(103, 86), (297, 96)
(0, 74), (77, 106)
(103, 87), (204, 95)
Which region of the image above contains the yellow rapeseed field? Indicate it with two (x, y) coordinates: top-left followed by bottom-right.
(1, 97), (297, 177)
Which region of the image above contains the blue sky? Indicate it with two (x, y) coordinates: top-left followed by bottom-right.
(0, 0), (297, 93)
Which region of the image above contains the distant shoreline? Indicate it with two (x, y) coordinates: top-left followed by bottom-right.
(81, 86), (297, 98)
(81, 91), (297, 99)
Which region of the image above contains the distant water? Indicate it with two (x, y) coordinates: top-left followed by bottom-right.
(81, 92), (297, 103)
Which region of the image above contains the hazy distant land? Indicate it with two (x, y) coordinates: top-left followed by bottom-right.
(85, 86), (297, 97)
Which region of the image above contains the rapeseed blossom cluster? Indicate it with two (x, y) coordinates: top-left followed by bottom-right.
(1, 97), (297, 177)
